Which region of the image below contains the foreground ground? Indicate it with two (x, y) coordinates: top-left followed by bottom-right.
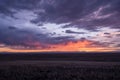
(0, 61), (120, 80)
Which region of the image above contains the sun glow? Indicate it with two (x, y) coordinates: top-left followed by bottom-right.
(0, 40), (117, 53)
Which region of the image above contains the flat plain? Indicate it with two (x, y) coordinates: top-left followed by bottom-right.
(0, 52), (120, 80)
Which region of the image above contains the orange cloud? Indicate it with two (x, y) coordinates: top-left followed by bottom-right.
(0, 40), (118, 53)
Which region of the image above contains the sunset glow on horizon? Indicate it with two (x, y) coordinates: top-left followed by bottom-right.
(0, 40), (119, 53)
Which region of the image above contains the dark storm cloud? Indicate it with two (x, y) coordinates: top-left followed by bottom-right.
(65, 30), (85, 34)
(31, 0), (100, 24)
(31, 0), (120, 30)
(36, 33), (74, 44)
(50, 36), (74, 44)
(104, 33), (112, 38)
(0, 27), (30, 47)
(0, 0), (120, 30)
(8, 26), (17, 30)
(0, 24), (40, 48)
(0, 25), (74, 48)
(104, 32), (110, 35)
(0, 0), (40, 15)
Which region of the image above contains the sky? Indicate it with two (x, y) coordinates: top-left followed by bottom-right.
(0, 0), (120, 52)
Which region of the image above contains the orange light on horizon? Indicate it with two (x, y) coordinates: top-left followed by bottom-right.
(0, 40), (119, 53)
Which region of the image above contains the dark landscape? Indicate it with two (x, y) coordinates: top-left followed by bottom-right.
(1, 52), (120, 61)
(0, 52), (120, 80)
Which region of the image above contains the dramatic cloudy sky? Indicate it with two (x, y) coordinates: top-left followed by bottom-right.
(0, 0), (120, 52)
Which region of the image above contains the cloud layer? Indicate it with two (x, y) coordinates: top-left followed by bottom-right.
(0, 0), (120, 52)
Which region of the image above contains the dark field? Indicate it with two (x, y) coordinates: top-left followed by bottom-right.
(0, 52), (120, 80)
(0, 52), (120, 61)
